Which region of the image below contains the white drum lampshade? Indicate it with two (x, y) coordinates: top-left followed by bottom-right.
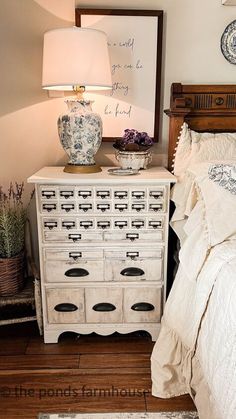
(42, 27), (112, 173)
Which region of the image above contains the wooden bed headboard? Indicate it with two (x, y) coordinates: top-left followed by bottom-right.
(166, 83), (236, 170)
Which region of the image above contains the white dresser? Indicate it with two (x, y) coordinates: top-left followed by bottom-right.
(28, 167), (175, 343)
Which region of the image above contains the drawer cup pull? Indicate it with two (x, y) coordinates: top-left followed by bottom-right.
(126, 251), (139, 259)
(79, 204), (92, 212)
(44, 222), (57, 230)
(114, 192), (127, 199)
(120, 267), (144, 276)
(68, 234), (81, 242)
(132, 204), (144, 212)
(80, 221), (93, 229)
(132, 192), (145, 199)
(150, 191), (163, 199)
(126, 233), (139, 241)
(114, 221), (127, 229)
(42, 191), (55, 199)
(93, 303), (116, 312)
(60, 191), (74, 199)
(132, 221), (144, 229)
(98, 222), (110, 229)
(43, 204), (56, 212)
(150, 204), (162, 212)
(61, 204), (74, 212)
(54, 303), (78, 312)
(62, 221), (76, 230)
(65, 268), (89, 277)
(69, 252), (82, 260)
(78, 191), (92, 199)
(149, 221), (162, 229)
(97, 204), (110, 212)
(97, 191), (110, 199)
(131, 302), (154, 312)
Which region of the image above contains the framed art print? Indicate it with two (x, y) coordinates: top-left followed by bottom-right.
(76, 9), (163, 142)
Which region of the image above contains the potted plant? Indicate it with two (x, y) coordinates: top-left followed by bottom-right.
(0, 183), (32, 297)
(113, 129), (154, 170)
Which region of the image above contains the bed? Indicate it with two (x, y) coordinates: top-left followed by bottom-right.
(151, 84), (236, 419)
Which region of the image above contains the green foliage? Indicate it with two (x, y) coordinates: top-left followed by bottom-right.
(0, 183), (32, 258)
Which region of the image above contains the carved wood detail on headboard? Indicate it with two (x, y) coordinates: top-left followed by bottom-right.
(166, 83), (236, 171)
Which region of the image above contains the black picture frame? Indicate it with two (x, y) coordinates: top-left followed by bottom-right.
(76, 8), (163, 142)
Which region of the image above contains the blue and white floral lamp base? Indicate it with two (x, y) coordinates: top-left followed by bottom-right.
(58, 99), (102, 173)
(42, 27), (112, 174)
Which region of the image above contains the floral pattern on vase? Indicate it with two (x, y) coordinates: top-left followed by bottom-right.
(58, 99), (102, 166)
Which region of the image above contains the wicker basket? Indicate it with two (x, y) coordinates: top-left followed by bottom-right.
(0, 252), (25, 297)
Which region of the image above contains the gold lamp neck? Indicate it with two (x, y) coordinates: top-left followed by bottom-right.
(63, 86), (85, 99)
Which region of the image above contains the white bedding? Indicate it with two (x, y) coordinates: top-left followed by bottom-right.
(151, 162), (236, 419)
(195, 248), (236, 419)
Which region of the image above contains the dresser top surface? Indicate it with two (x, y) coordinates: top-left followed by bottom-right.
(27, 166), (176, 185)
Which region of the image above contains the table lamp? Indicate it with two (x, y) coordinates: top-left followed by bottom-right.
(42, 27), (112, 173)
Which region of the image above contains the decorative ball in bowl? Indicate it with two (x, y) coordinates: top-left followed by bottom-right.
(113, 129), (153, 170)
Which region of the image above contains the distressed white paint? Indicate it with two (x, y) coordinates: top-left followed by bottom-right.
(28, 167), (174, 343)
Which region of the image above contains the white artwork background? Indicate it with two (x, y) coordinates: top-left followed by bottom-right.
(81, 15), (158, 138)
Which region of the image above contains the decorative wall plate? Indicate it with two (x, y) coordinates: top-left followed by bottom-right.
(221, 19), (236, 64)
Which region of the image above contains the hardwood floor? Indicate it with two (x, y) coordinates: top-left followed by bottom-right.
(0, 322), (196, 419)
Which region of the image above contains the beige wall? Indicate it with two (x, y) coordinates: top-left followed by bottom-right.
(1, 0), (236, 188)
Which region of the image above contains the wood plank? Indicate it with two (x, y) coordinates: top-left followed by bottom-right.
(145, 392), (197, 412)
(0, 336), (29, 355)
(79, 353), (151, 369)
(0, 324), (195, 418)
(0, 367), (150, 376)
(0, 393), (146, 419)
(0, 354), (80, 370)
(0, 370), (151, 390)
(0, 371), (148, 419)
(26, 332), (154, 355)
(25, 335), (82, 355)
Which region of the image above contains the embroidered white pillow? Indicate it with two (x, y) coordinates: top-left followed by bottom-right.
(187, 162), (236, 246)
(178, 162), (236, 281)
(171, 159), (236, 243)
(173, 123), (236, 177)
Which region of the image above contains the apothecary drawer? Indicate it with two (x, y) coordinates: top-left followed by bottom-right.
(77, 188), (93, 200)
(59, 187), (75, 200)
(45, 260), (104, 283)
(147, 218), (164, 230)
(44, 248), (104, 283)
(104, 248), (163, 282)
(95, 188), (111, 200)
(124, 287), (162, 323)
(113, 202), (129, 213)
(44, 248), (103, 261)
(104, 230), (163, 243)
(46, 288), (85, 324)
(43, 218), (59, 231)
(85, 288), (123, 323)
(43, 231), (102, 243)
(41, 202), (58, 214)
(148, 186), (166, 201)
(148, 202), (165, 213)
(113, 189), (129, 200)
(40, 186), (57, 200)
(77, 202), (94, 214)
(59, 202), (77, 213)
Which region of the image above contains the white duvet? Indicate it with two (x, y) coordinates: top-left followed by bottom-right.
(195, 243), (236, 419)
(151, 162), (236, 419)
